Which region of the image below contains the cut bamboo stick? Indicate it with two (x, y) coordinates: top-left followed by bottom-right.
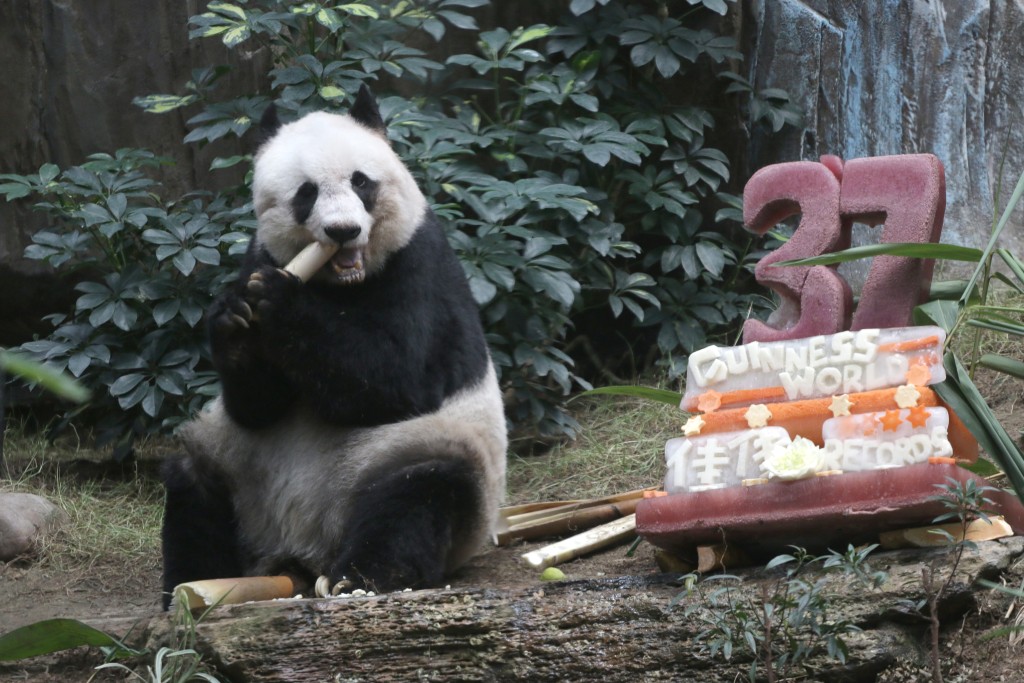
(284, 242), (339, 282)
(173, 576), (296, 610)
(520, 514), (637, 569)
(878, 516), (1013, 549)
(495, 488), (656, 546)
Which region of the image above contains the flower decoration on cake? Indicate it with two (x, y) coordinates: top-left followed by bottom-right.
(744, 404), (773, 428)
(829, 394), (853, 417)
(696, 390), (722, 413)
(905, 362), (932, 386)
(894, 384), (921, 408)
(763, 436), (824, 481)
(682, 415), (705, 436)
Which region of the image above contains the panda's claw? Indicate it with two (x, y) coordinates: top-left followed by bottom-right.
(228, 313), (250, 330)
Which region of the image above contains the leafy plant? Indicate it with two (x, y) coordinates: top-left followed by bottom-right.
(0, 601), (225, 682)
(131, 0), (796, 439)
(1, 1), (796, 445)
(0, 151), (252, 456)
(677, 545), (883, 681)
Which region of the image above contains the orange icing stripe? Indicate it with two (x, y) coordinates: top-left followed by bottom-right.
(695, 387), (978, 463)
(683, 385), (789, 412)
(877, 335), (940, 353)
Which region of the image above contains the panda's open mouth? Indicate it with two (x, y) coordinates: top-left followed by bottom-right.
(327, 246), (366, 285)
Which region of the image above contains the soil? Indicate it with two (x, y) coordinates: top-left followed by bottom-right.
(0, 368), (1021, 682)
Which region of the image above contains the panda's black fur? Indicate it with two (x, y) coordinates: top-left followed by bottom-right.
(161, 86), (507, 607)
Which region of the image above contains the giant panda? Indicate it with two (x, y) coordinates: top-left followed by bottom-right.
(160, 85), (507, 607)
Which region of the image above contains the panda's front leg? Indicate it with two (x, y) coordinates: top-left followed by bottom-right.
(208, 267), (300, 429)
(327, 459), (481, 592)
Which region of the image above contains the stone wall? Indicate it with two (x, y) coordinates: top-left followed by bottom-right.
(739, 0), (1024, 257)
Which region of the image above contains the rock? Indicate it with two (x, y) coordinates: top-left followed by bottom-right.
(0, 492), (65, 561)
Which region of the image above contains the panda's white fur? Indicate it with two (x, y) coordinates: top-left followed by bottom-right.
(178, 362), (506, 576)
(252, 112), (426, 277)
(161, 88), (507, 602)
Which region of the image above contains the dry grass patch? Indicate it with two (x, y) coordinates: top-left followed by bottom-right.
(506, 393), (681, 504)
(1, 429), (164, 582)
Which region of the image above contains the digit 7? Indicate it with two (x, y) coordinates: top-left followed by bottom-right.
(839, 154), (945, 330)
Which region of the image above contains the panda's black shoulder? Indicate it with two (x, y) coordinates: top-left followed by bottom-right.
(377, 210), (491, 386)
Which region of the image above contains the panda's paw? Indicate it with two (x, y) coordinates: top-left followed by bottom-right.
(329, 543), (446, 594)
(245, 266), (301, 323)
(208, 294), (257, 368)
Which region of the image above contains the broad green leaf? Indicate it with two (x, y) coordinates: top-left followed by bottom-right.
(339, 3), (379, 18)
(319, 85), (345, 99)
(775, 242), (983, 268)
(0, 353), (90, 403)
(913, 299), (960, 334)
(0, 618), (141, 662)
(132, 93), (198, 114)
(579, 385), (682, 406)
(207, 1), (246, 20)
(509, 25), (553, 52)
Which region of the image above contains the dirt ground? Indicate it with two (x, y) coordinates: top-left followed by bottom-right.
(1, 368), (1021, 682)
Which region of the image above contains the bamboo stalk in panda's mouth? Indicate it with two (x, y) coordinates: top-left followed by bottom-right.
(284, 241), (340, 282)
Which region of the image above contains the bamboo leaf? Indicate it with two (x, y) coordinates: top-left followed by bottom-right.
(961, 168), (1024, 308)
(0, 618), (142, 661)
(997, 248), (1024, 287)
(913, 299), (961, 334)
(979, 354), (1024, 379)
(774, 242), (983, 268)
(933, 352), (1024, 506)
(966, 318), (1024, 337)
(579, 385), (682, 406)
(0, 352), (90, 403)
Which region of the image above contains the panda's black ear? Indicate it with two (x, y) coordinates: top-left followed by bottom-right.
(350, 84), (386, 136)
(256, 103), (282, 149)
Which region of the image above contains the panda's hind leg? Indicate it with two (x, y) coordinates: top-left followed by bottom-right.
(160, 455), (244, 609)
(330, 458), (481, 592)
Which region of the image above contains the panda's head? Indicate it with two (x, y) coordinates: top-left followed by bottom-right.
(252, 85), (427, 285)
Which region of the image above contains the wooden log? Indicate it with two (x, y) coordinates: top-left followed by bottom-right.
(174, 537), (1024, 682)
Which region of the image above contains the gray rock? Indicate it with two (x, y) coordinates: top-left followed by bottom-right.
(0, 492), (65, 561)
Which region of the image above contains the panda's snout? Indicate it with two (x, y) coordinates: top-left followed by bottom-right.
(325, 225), (362, 245)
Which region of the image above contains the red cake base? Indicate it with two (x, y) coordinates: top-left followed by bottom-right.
(636, 464), (1024, 557)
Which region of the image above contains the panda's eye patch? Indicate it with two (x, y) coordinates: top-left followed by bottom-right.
(291, 181), (319, 224)
(351, 171), (369, 188)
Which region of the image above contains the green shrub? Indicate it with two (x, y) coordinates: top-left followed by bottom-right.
(3, 0), (797, 449)
(0, 152), (253, 455)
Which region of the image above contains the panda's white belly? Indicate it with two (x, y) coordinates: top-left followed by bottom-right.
(178, 363), (507, 574)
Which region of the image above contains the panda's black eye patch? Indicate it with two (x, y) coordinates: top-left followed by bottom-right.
(350, 171), (378, 213)
(291, 181), (319, 224)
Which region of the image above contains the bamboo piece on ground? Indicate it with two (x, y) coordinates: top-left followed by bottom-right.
(495, 499), (642, 546)
(499, 488), (654, 529)
(878, 516), (1013, 549)
(284, 242), (339, 282)
(173, 576), (296, 611)
(520, 513), (637, 569)
(696, 544), (751, 573)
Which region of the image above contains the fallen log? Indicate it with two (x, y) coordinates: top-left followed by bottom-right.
(162, 537), (1024, 682)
